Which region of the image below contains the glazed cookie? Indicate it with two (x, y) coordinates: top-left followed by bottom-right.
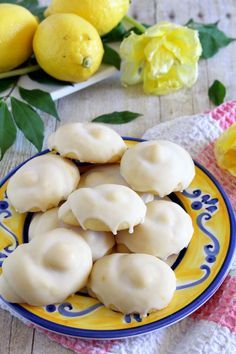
(120, 140), (195, 197)
(88, 253), (176, 316)
(78, 229), (115, 262)
(28, 208), (60, 241)
(7, 154), (80, 213)
(79, 165), (126, 188)
(48, 123), (127, 163)
(0, 228), (92, 306)
(29, 208), (115, 262)
(116, 200), (194, 260)
(79, 164), (154, 203)
(58, 184), (147, 234)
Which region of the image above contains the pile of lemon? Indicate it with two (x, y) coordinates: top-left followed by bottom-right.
(0, 0), (129, 82)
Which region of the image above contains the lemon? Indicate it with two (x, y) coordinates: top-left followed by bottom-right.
(33, 14), (104, 82)
(45, 0), (130, 36)
(0, 4), (38, 73)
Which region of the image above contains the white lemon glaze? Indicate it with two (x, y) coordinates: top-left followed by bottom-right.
(7, 154), (80, 213)
(88, 253), (176, 316)
(78, 229), (115, 261)
(116, 200), (194, 260)
(0, 228), (92, 306)
(79, 164), (154, 203)
(120, 140), (195, 197)
(29, 208), (115, 262)
(48, 123), (127, 163)
(58, 184), (147, 235)
(28, 208), (60, 241)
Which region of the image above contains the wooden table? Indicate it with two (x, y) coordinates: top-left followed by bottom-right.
(0, 0), (235, 353)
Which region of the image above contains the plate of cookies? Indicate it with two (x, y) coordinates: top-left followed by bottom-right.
(0, 123), (235, 339)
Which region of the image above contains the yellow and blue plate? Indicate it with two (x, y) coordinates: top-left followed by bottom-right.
(0, 138), (235, 339)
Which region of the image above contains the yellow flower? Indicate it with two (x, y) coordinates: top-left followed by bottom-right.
(120, 22), (202, 95)
(214, 123), (236, 177)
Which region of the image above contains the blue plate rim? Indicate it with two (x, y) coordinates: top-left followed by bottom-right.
(1, 137), (235, 339)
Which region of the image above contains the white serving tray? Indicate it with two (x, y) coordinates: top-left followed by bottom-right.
(3, 65), (117, 101)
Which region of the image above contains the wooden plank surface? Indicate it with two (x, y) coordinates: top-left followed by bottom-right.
(0, 0), (235, 353)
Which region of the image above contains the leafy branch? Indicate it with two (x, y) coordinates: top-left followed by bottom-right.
(0, 102), (17, 160)
(0, 77), (59, 160)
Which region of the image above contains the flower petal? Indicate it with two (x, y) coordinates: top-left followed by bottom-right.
(120, 32), (147, 62)
(145, 22), (179, 38)
(164, 27), (202, 64)
(143, 64), (183, 95)
(176, 62), (198, 87)
(145, 44), (174, 76)
(120, 32), (147, 85)
(120, 60), (144, 85)
(214, 123), (236, 176)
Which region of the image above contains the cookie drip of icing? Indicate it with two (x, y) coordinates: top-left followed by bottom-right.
(59, 184), (147, 234)
(78, 164), (154, 204)
(129, 226), (134, 234)
(116, 200), (194, 260)
(48, 123), (127, 163)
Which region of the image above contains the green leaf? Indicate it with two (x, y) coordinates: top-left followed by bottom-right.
(102, 44), (121, 70)
(0, 0), (46, 21)
(102, 22), (151, 43)
(11, 98), (44, 151)
(30, 5), (46, 21)
(19, 87), (60, 120)
(0, 101), (17, 160)
(186, 19), (236, 59)
(0, 77), (17, 93)
(28, 70), (72, 86)
(0, 0), (21, 3)
(123, 26), (144, 37)
(102, 22), (128, 42)
(208, 80), (226, 106)
(92, 111), (142, 124)
(0, 0), (39, 4)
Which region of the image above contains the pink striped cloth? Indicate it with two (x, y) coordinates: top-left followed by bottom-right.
(1, 102), (236, 354)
